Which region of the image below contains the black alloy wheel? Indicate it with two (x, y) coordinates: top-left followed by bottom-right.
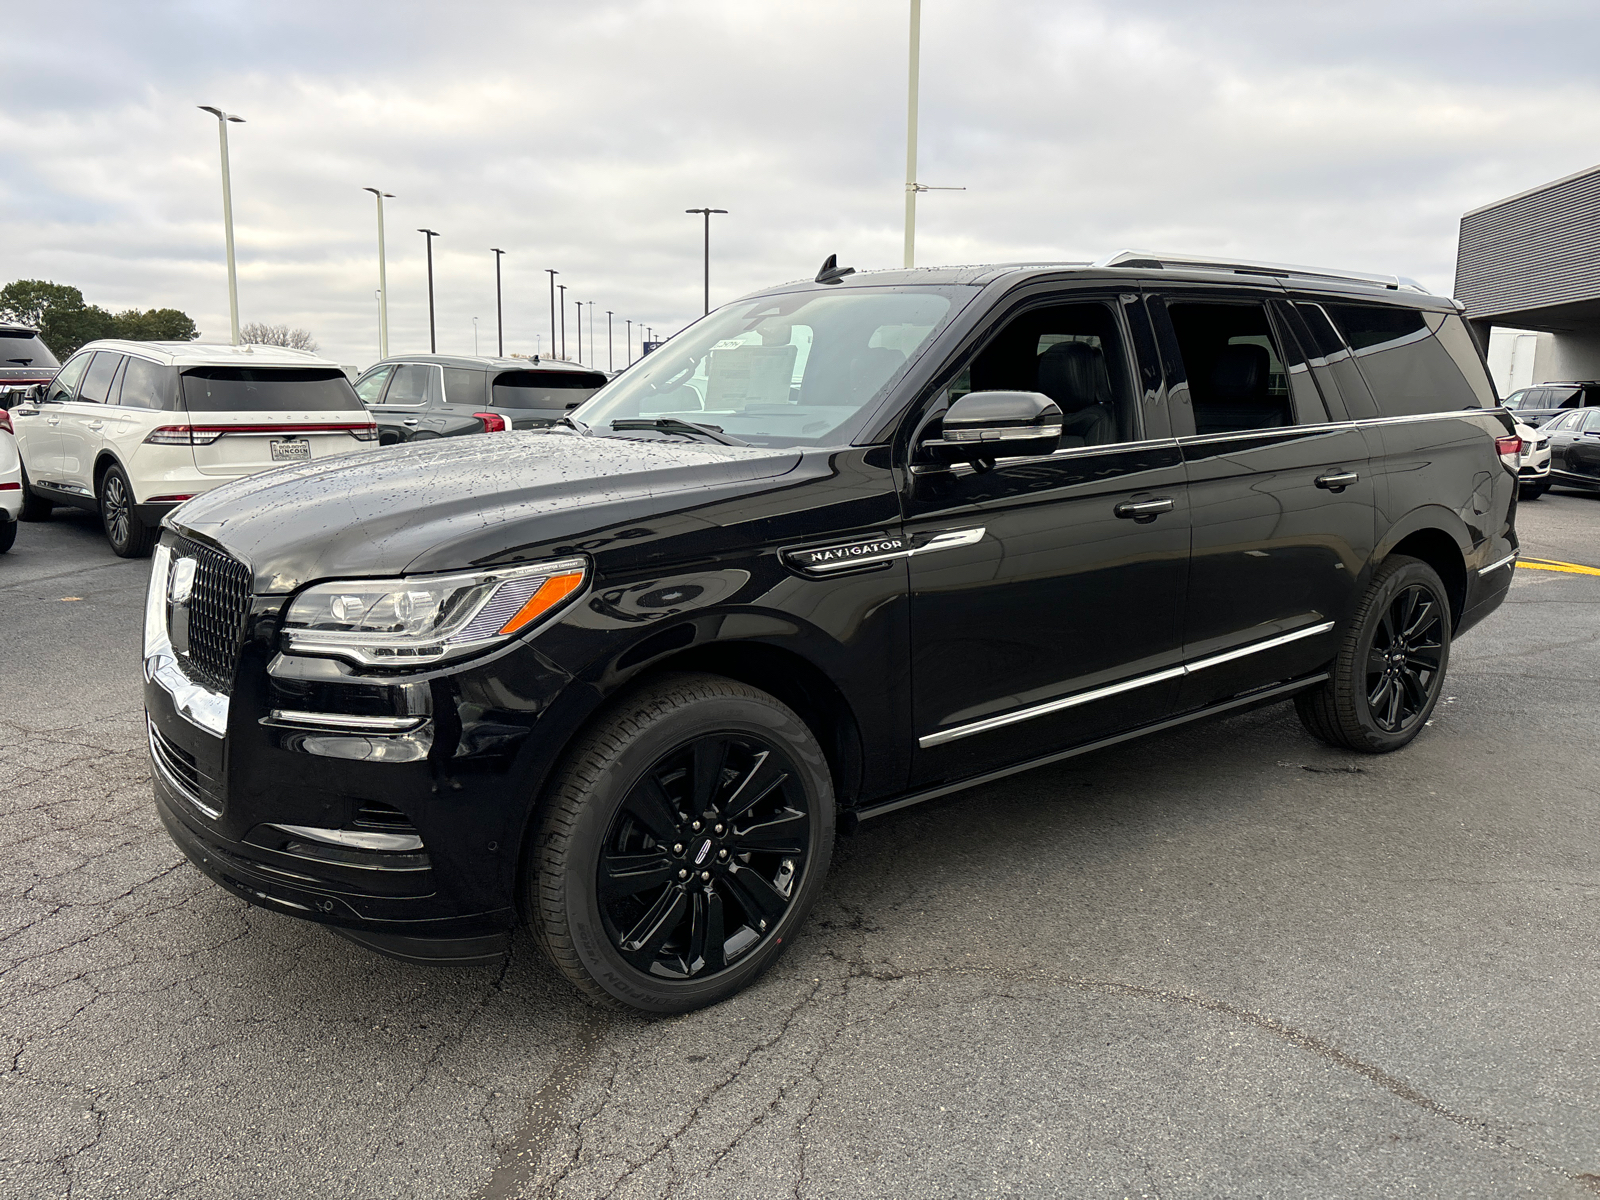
(1363, 583), (1446, 734)
(1296, 554), (1452, 753)
(99, 465), (155, 558)
(530, 673), (834, 1013)
(598, 733), (810, 980)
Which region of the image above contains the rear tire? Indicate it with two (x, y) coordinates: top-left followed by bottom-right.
(0, 520), (14, 553)
(99, 465), (155, 558)
(18, 465), (51, 521)
(528, 673), (835, 1014)
(1295, 555), (1451, 754)
(1519, 482), (1548, 500)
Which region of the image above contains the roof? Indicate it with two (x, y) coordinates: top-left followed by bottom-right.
(371, 354), (606, 373)
(78, 340), (342, 369)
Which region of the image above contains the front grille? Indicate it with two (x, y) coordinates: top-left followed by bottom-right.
(173, 536), (252, 695)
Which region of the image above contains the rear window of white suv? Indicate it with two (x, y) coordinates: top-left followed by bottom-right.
(181, 367), (364, 412)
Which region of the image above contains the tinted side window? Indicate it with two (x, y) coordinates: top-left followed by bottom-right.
(1431, 314), (1497, 408)
(1165, 302), (1294, 434)
(1325, 303), (1484, 417)
(77, 352), (122, 404)
(116, 357), (179, 411)
(384, 365), (433, 406)
(442, 368), (486, 407)
(43, 353), (92, 403)
(354, 366), (393, 404)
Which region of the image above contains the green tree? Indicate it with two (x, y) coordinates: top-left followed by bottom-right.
(0, 279), (199, 358)
(113, 308), (199, 342)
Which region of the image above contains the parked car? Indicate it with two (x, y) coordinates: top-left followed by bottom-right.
(0, 403), (20, 553)
(0, 322), (61, 409)
(354, 354), (608, 445)
(10, 341), (377, 557)
(1514, 418), (1551, 499)
(1541, 406), (1600, 491)
(1501, 381), (1600, 428)
(145, 251), (1517, 1013)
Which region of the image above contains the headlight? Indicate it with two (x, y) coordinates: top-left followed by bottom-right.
(281, 556), (587, 667)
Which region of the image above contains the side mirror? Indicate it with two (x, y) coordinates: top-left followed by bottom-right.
(918, 390), (1062, 465)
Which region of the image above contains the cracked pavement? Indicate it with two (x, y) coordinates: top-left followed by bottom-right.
(2, 495), (1599, 1199)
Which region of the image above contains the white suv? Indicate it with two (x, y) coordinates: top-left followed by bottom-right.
(0, 404), (20, 553)
(10, 341), (378, 556)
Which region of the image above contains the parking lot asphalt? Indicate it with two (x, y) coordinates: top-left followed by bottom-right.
(2, 490), (1599, 1200)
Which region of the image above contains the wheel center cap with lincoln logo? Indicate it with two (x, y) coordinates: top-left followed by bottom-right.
(694, 839), (714, 865)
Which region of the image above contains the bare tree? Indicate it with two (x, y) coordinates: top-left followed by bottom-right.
(240, 322), (318, 353)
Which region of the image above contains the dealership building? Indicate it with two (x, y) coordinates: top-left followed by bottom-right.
(1455, 162), (1600, 395)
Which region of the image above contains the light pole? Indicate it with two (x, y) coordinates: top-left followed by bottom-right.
(685, 208), (728, 315)
(575, 300), (583, 364)
(901, 1), (963, 268)
(198, 106), (245, 345)
(418, 228), (440, 353)
(363, 188), (394, 358)
(557, 284), (566, 359)
(626, 319), (632, 365)
(490, 248), (505, 356)
(606, 311), (613, 372)
(473, 316), (479, 356)
(545, 269), (558, 361)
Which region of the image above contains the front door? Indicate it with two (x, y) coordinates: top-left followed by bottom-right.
(905, 293), (1190, 787)
(14, 350), (93, 490)
(1146, 289), (1373, 711)
(60, 351), (123, 496)
(1549, 408), (1600, 485)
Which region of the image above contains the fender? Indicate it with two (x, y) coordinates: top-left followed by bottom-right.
(1370, 503), (1473, 570)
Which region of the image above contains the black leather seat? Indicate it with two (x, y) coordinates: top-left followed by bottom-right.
(1194, 344), (1290, 434)
(1034, 341), (1117, 446)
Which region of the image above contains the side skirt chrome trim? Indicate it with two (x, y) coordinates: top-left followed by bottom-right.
(864, 672), (1331, 823)
(918, 620), (1336, 748)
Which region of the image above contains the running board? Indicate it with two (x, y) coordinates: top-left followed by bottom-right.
(852, 671), (1330, 824)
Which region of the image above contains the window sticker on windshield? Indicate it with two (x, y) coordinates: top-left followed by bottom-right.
(705, 345), (798, 409)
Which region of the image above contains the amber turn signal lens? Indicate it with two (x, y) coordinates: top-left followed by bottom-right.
(497, 571), (585, 635)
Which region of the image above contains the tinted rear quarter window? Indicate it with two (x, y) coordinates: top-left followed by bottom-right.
(1323, 303), (1483, 416)
(116, 357), (179, 410)
(492, 369), (607, 410)
(0, 330), (59, 369)
(180, 368), (362, 412)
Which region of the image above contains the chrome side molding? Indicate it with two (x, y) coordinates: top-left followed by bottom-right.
(264, 710), (427, 733)
(919, 620), (1336, 748)
(1477, 551), (1518, 575)
(784, 527), (985, 575)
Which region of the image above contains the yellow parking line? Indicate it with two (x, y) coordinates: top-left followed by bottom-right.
(1519, 558), (1600, 577)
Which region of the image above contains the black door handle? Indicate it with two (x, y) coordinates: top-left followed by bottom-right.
(1315, 470), (1359, 492)
(1114, 497), (1175, 522)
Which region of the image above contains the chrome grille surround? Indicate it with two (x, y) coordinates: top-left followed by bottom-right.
(171, 536), (252, 695)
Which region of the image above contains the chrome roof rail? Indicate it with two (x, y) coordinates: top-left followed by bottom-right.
(1092, 249), (1432, 294)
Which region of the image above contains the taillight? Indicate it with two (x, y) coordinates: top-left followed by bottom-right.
(1495, 434), (1522, 471)
(145, 425), (223, 446)
(350, 424), (378, 442)
(0, 408), (11, 435)
(474, 412), (508, 433)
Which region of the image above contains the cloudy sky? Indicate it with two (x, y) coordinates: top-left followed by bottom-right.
(6, 0), (1599, 368)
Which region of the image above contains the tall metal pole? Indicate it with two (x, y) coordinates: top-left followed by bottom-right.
(606, 311), (613, 372)
(544, 269), (558, 361)
(418, 229), (440, 353)
(626, 320), (632, 365)
(491, 248), (505, 356)
(199, 107), (245, 345)
(904, 0), (920, 269)
(364, 188), (394, 358)
(685, 208), (728, 315)
(575, 300), (582, 364)
(557, 284), (566, 359)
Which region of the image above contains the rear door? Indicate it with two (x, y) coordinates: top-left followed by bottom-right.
(179, 367), (375, 476)
(367, 362), (453, 441)
(1549, 408), (1600, 484)
(1146, 287), (1372, 710)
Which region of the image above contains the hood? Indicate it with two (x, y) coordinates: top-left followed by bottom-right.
(170, 431), (802, 593)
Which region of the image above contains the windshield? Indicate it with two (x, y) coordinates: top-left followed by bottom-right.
(181, 367), (364, 413)
(573, 287), (962, 446)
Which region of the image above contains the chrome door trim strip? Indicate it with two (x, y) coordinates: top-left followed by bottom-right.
(918, 620), (1337, 748)
(909, 437), (1183, 475)
(1477, 551), (1518, 575)
(1178, 422), (1356, 446)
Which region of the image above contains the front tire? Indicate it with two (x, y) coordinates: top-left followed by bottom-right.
(1295, 555), (1451, 753)
(529, 673), (835, 1013)
(18, 464), (52, 521)
(1520, 482), (1548, 500)
(99, 465), (155, 558)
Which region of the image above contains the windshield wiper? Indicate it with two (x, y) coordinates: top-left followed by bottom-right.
(609, 417), (747, 446)
(7, 358), (32, 365)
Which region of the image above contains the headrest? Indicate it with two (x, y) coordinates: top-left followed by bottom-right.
(1210, 343), (1269, 401)
(1035, 341), (1110, 414)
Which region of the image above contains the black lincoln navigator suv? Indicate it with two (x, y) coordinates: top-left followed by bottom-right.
(144, 252), (1519, 1012)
